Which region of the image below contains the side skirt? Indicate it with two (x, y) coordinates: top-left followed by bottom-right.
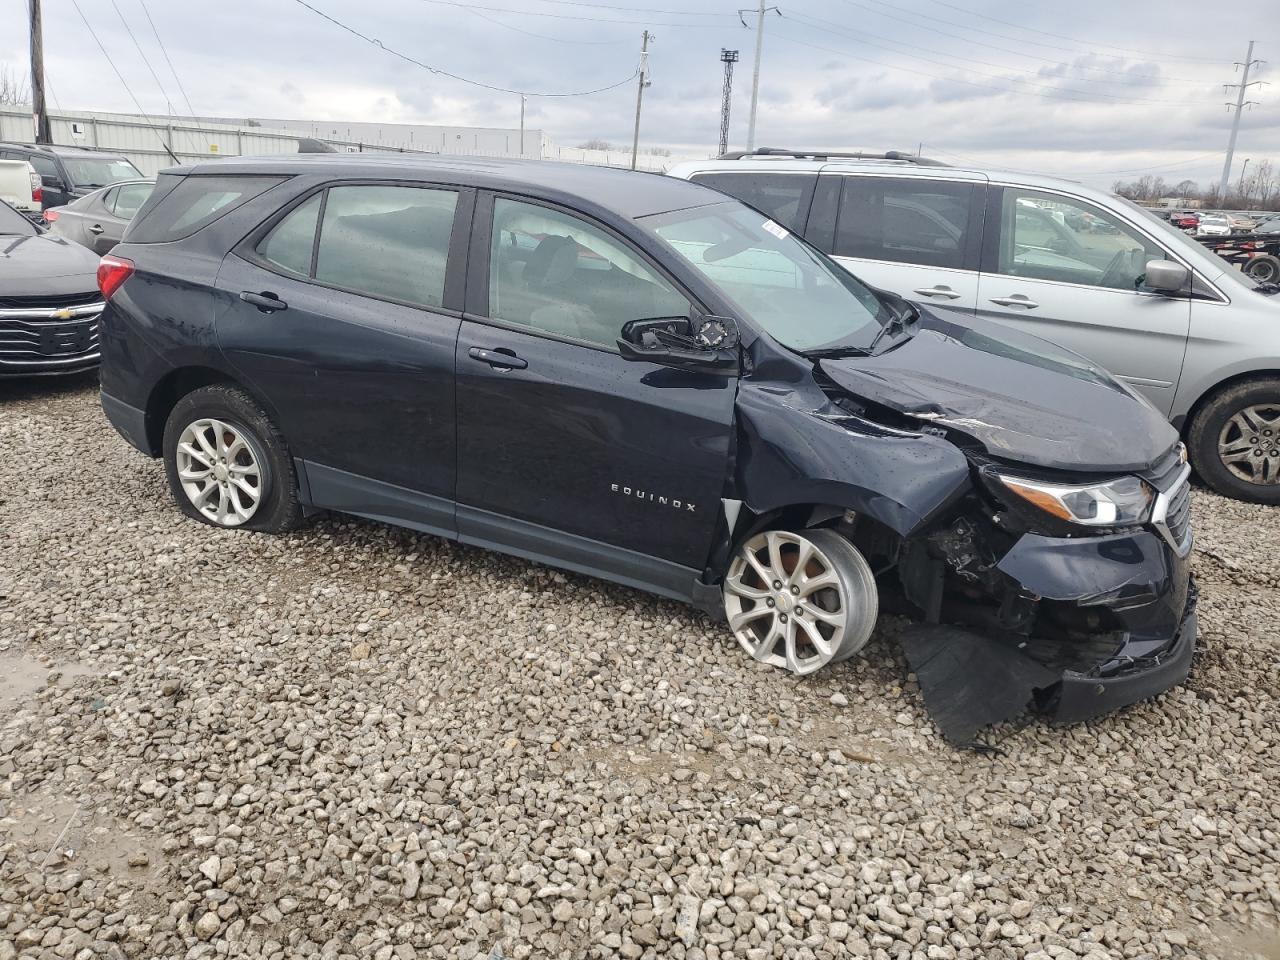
(297, 460), (701, 604)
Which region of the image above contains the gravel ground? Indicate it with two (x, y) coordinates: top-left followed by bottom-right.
(1, 374), (1277, 960)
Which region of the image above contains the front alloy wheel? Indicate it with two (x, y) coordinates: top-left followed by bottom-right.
(175, 418), (264, 527)
(723, 528), (878, 675)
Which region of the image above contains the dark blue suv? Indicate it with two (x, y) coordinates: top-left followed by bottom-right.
(96, 155), (1197, 741)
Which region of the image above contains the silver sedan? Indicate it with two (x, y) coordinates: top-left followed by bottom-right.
(45, 179), (154, 255)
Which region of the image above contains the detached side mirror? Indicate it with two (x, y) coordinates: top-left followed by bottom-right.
(1145, 259), (1190, 294)
(617, 315), (739, 373)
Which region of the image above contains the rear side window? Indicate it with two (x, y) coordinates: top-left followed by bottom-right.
(254, 185), (459, 309)
(257, 194), (322, 276)
(690, 172), (816, 233)
(108, 182), (153, 220)
(831, 176), (977, 270)
(127, 175), (284, 243)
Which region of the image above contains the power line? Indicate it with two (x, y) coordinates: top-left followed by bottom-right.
(295, 0), (639, 96)
(417, 0), (725, 27)
(461, 7), (626, 44)
(66, 0), (181, 162)
(778, 17), (1215, 106)
(109, 0), (174, 114)
(461, 0), (729, 16)
(917, 0), (1228, 64)
(138, 0), (197, 117)
(795, 7), (1213, 86)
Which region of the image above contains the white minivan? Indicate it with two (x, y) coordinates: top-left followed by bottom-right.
(668, 150), (1280, 504)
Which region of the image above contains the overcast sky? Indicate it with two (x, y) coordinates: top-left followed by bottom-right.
(3, 0), (1277, 188)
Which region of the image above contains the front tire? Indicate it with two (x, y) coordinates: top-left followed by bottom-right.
(1187, 378), (1280, 504)
(162, 385), (304, 532)
(722, 528), (878, 676)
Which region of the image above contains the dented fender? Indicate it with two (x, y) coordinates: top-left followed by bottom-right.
(731, 345), (971, 537)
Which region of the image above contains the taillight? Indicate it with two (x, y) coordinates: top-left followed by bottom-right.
(97, 255), (135, 300)
(32, 185), (42, 204)
(43, 208), (59, 223)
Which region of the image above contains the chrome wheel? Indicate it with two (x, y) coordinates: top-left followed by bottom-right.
(1218, 403), (1280, 485)
(723, 529), (878, 675)
(175, 418), (264, 527)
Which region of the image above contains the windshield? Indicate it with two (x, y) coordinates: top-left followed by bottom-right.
(640, 201), (890, 353)
(0, 199), (37, 236)
(62, 157), (143, 189)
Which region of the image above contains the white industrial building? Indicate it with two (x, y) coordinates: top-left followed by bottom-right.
(0, 107), (690, 176)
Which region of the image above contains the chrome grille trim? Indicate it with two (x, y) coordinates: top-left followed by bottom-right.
(1151, 463), (1193, 558)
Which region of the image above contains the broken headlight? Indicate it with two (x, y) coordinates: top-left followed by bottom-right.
(995, 474), (1153, 528)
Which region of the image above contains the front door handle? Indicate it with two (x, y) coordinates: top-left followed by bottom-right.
(468, 346), (527, 370)
(988, 294), (1039, 309)
(239, 291), (288, 313)
(912, 284), (962, 300)
(88, 223), (104, 235)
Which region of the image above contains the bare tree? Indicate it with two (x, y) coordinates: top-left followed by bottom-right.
(577, 139), (613, 151)
(0, 64), (29, 107)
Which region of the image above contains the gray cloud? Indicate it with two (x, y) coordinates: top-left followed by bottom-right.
(0, 0), (1274, 188)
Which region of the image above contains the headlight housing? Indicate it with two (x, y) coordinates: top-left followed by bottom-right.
(995, 473), (1153, 527)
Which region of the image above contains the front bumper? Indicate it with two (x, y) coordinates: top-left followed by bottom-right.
(996, 527), (1196, 721)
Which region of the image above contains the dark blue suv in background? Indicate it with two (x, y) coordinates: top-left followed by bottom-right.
(95, 155), (1196, 742)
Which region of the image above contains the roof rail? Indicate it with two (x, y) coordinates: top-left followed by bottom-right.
(717, 147), (948, 167)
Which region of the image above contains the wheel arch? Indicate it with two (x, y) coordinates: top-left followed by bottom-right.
(143, 365), (281, 456)
(1176, 367), (1280, 436)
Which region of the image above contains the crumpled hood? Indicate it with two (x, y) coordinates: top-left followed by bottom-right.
(0, 233), (100, 287)
(818, 309), (1179, 473)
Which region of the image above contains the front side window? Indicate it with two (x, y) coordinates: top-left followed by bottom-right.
(689, 172), (816, 233)
(313, 185), (458, 308)
(26, 154), (59, 180)
(642, 201), (889, 354)
(488, 198), (690, 349)
(999, 189), (1163, 290)
(833, 176), (975, 269)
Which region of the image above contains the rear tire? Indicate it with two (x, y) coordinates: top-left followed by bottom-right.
(162, 384), (305, 532)
(1187, 378), (1280, 504)
(1244, 255), (1280, 284)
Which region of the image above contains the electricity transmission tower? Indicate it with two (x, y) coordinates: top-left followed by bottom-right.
(1218, 40), (1266, 197)
(718, 49), (739, 157)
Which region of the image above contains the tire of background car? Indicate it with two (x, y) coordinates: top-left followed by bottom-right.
(1244, 255), (1280, 284)
(1187, 378), (1280, 505)
(722, 527), (878, 675)
(162, 384), (305, 532)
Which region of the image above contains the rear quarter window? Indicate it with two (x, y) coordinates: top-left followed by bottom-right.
(689, 172), (817, 234)
(126, 175), (285, 243)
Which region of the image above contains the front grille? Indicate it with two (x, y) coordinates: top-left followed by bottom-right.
(0, 308), (102, 368)
(1151, 464), (1193, 557)
(0, 291), (102, 310)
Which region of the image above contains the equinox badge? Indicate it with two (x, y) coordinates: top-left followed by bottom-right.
(611, 483), (696, 512)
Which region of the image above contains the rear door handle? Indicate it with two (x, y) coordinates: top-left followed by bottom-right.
(88, 223), (104, 235)
(239, 291), (288, 313)
(912, 285), (962, 300)
(988, 294), (1039, 309)
(468, 346), (527, 370)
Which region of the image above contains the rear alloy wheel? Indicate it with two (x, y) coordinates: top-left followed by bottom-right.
(723, 528), (878, 676)
(1188, 379), (1280, 504)
(162, 384), (305, 532)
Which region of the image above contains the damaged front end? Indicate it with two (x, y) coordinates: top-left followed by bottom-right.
(894, 449), (1197, 744)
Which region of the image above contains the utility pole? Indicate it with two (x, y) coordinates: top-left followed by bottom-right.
(741, 0), (779, 151)
(1218, 40), (1265, 199)
(718, 49), (739, 157)
(29, 0), (51, 144)
(630, 30), (651, 171)
(519, 95), (526, 158)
